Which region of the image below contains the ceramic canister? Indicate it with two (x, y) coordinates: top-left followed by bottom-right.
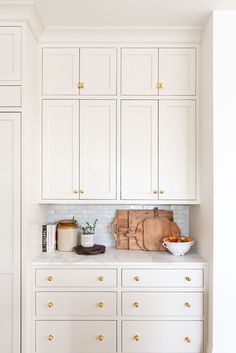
(57, 219), (79, 251)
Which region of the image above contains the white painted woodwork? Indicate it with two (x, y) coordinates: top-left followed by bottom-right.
(121, 48), (158, 95)
(0, 86), (21, 106)
(0, 27), (21, 81)
(121, 100), (158, 199)
(80, 48), (117, 95)
(43, 48), (80, 95)
(122, 292), (203, 316)
(122, 320), (203, 353)
(36, 291), (117, 316)
(159, 48), (196, 95)
(42, 100), (79, 199)
(159, 100), (196, 200)
(80, 100), (116, 199)
(0, 113), (20, 353)
(36, 269), (117, 287)
(36, 321), (117, 353)
(122, 269), (203, 287)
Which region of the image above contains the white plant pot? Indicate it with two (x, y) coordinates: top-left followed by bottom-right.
(81, 233), (95, 248)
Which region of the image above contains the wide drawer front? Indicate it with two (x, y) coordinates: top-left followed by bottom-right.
(122, 321), (203, 353)
(0, 86), (21, 106)
(36, 291), (117, 316)
(122, 292), (203, 316)
(36, 321), (117, 353)
(36, 269), (117, 287)
(122, 269), (204, 287)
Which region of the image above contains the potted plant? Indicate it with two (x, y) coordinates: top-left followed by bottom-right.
(81, 219), (98, 248)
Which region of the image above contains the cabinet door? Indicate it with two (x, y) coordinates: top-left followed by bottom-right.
(159, 48), (196, 95)
(0, 113), (20, 353)
(0, 27), (21, 81)
(42, 100), (79, 199)
(43, 48), (79, 95)
(80, 48), (117, 95)
(121, 48), (158, 95)
(80, 100), (116, 199)
(121, 101), (158, 199)
(159, 100), (196, 200)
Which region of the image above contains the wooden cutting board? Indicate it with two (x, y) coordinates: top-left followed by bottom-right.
(128, 209), (173, 232)
(143, 217), (172, 251)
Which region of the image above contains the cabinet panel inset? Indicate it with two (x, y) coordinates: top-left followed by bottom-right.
(0, 27), (21, 81)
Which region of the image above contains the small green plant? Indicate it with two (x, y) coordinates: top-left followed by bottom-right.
(81, 219), (98, 234)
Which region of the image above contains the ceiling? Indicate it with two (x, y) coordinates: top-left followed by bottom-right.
(8, 0), (236, 27)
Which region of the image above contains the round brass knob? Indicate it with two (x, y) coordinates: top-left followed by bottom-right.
(159, 190), (164, 194)
(48, 276), (53, 282)
(133, 302), (140, 308)
(48, 302), (54, 308)
(185, 276), (192, 282)
(134, 276), (140, 282)
(98, 275), (104, 282)
(153, 190), (158, 194)
(78, 82), (85, 89)
(134, 335), (140, 341)
(97, 302), (105, 308)
(98, 334), (104, 342)
(185, 302), (191, 308)
(48, 335), (54, 341)
(159, 82), (164, 89)
(80, 189), (84, 194)
(185, 337), (191, 343)
(73, 190), (78, 194)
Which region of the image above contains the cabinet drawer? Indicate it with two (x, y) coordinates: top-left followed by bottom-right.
(122, 292), (203, 316)
(36, 320), (117, 353)
(122, 269), (203, 287)
(122, 320), (203, 353)
(0, 86), (21, 106)
(36, 269), (117, 287)
(36, 291), (117, 316)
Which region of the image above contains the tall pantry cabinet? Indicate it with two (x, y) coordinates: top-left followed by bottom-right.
(0, 26), (21, 353)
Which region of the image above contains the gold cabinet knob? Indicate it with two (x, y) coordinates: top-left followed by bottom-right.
(185, 276), (192, 282)
(153, 190), (158, 194)
(156, 82), (164, 89)
(80, 189), (84, 194)
(133, 302), (140, 308)
(185, 302), (191, 308)
(185, 337), (192, 343)
(78, 82), (84, 89)
(48, 276), (53, 282)
(134, 276), (140, 282)
(159, 189), (164, 194)
(98, 275), (104, 282)
(48, 302), (54, 308)
(98, 334), (104, 342)
(73, 189), (78, 194)
(48, 335), (54, 341)
(134, 335), (140, 341)
(97, 302), (105, 308)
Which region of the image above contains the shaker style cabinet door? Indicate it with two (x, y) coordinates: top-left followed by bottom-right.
(121, 48), (158, 95)
(159, 48), (196, 95)
(42, 48), (80, 95)
(121, 100), (158, 199)
(0, 27), (21, 81)
(159, 100), (196, 200)
(42, 100), (79, 199)
(0, 113), (21, 353)
(80, 100), (116, 199)
(80, 48), (117, 95)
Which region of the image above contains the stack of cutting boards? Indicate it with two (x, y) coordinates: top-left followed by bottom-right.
(111, 208), (181, 251)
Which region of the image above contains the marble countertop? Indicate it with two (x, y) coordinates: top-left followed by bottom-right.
(32, 247), (207, 268)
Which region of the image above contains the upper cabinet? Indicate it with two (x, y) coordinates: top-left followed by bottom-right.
(42, 48), (117, 95)
(121, 48), (196, 96)
(0, 27), (21, 81)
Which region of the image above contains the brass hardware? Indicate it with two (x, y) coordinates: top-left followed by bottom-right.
(134, 276), (140, 282)
(134, 335), (140, 341)
(153, 190), (158, 194)
(48, 276), (53, 282)
(185, 276), (192, 282)
(185, 337), (192, 343)
(98, 275), (104, 282)
(48, 302), (54, 308)
(185, 302), (191, 308)
(159, 190), (164, 194)
(80, 189), (84, 194)
(48, 335), (54, 341)
(156, 82), (164, 89)
(133, 302), (140, 308)
(98, 335), (104, 342)
(98, 302), (105, 308)
(73, 190), (78, 194)
(78, 82), (84, 89)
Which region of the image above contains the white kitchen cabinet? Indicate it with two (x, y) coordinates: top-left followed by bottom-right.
(80, 48), (117, 95)
(0, 113), (20, 353)
(159, 48), (196, 95)
(43, 48), (80, 95)
(0, 27), (21, 81)
(121, 100), (158, 200)
(159, 100), (196, 200)
(42, 100), (80, 199)
(121, 48), (158, 95)
(80, 100), (116, 199)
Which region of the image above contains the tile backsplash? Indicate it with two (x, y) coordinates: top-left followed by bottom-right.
(47, 205), (189, 247)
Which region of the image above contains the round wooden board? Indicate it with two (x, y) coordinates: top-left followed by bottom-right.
(73, 244), (106, 255)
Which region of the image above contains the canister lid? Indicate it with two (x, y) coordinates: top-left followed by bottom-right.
(57, 219), (78, 229)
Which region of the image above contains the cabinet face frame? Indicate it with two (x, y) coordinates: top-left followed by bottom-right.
(0, 27), (21, 81)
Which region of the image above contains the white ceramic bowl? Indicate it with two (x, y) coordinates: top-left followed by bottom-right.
(162, 238), (194, 256)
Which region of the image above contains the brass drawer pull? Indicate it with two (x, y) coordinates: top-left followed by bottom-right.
(98, 275), (104, 282)
(185, 302), (191, 308)
(48, 302), (54, 308)
(78, 82), (84, 89)
(97, 302), (105, 308)
(98, 334), (104, 341)
(48, 276), (53, 282)
(134, 335), (140, 341)
(185, 276), (192, 282)
(134, 276), (140, 282)
(133, 302), (140, 308)
(48, 335), (54, 341)
(185, 336), (192, 343)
